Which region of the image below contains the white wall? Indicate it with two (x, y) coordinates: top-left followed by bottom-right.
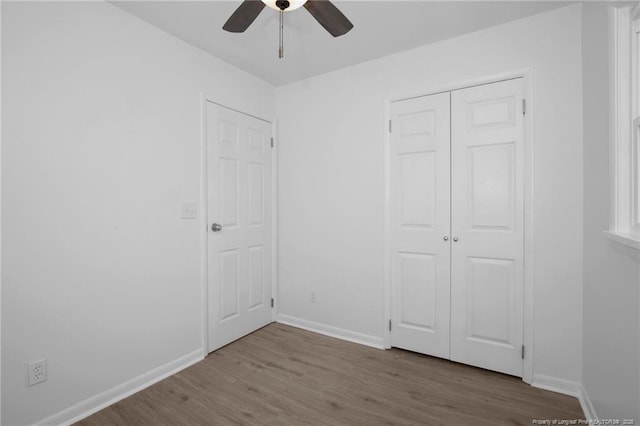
(0, 1), (3, 423)
(581, 3), (640, 420)
(1, 2), (274, 424)
(276, 5), (584, 388)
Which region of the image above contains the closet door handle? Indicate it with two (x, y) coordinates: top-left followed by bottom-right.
(453, 237), (459, 242)
(443, 236), (449, 241)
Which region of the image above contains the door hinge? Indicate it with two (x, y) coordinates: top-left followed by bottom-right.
(388, 120), (392, 133)
(389, 319), (392, 331)
(522, 99), (526, 116)
(271, 298), (274, 308)
(521, 345), (525, 359)
(270, 137), (274, 148)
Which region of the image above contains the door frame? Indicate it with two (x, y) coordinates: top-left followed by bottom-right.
(199, 95), (279, 357)
(382, 69), (535, 384)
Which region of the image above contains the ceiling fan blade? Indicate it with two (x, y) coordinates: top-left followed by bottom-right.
(223, 0), (266, 33)
(304, 0), (353, 37)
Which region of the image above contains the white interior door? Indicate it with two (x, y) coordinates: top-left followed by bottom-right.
(450, 78), (524, 376)
(389, 92), (451, 359)
(207, 102), (273, 353)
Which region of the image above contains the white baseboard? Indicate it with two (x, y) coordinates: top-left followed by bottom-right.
(35, 349), (204, 426)
(532, 374), (594, 419)
(577, 385), (598, 421)
(531, 374), (582, 397)
(277, 314), (384, 349)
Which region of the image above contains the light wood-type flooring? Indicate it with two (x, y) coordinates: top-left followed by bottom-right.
(78, 323), (584, 425)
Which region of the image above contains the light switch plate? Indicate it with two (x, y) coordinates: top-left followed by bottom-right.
(181, 202), (198, 219)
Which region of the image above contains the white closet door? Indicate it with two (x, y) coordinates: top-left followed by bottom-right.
(390, 92), (451, 358)
(207, 102), (273, 352)
(450, 78), (524, 376)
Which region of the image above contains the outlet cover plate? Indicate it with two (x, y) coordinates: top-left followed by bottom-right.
(28, 359), (47, 386)
(181, 202), (198, 219)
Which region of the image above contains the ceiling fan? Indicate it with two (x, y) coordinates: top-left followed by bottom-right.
(223, 0), (353, 58)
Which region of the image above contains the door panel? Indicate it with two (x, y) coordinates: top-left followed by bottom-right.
(468, 143), (515, 230)
(207, 103), (273, 352)
(400, 153), (436, 227)
(248, 162), (264, 226)
(248, 245), (265, 310)
(399, 252), (437, 330)
(219, 158), (239, 227)
(466, 256), (516, 345)
(390, 92), (451, 359)
(219, 249), (240, 321)
(450, 78), (524, 376)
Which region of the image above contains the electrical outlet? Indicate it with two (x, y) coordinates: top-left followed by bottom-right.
(310, 291), (317, 303)
(28, 359), (47, 386)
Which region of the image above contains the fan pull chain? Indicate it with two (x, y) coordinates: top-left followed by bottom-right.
(279, 9), (284, 59)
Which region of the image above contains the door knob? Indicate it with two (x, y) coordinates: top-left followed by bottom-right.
(453, 237), (459, 242)
(211, 223), (222, 232)
(443, 236), (449, 241)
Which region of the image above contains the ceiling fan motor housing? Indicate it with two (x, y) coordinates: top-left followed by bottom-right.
(275, 0), (290, 11)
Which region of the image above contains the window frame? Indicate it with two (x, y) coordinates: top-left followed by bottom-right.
(607, 2), (640, 250)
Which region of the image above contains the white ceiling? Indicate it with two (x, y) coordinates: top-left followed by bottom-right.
(112, 1), (572, 86)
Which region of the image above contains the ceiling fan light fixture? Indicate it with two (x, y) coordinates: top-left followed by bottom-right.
(262, 0), (308, 12)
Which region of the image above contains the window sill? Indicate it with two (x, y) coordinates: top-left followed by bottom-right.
(603, 231), (640, 250)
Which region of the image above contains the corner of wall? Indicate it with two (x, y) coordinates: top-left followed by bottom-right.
(531, 374), (582, 399)
(578, 385), (598, 421)
(532, 375), (595, 420)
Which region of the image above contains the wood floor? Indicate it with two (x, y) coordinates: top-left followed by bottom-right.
(78, 323), (583, 425)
